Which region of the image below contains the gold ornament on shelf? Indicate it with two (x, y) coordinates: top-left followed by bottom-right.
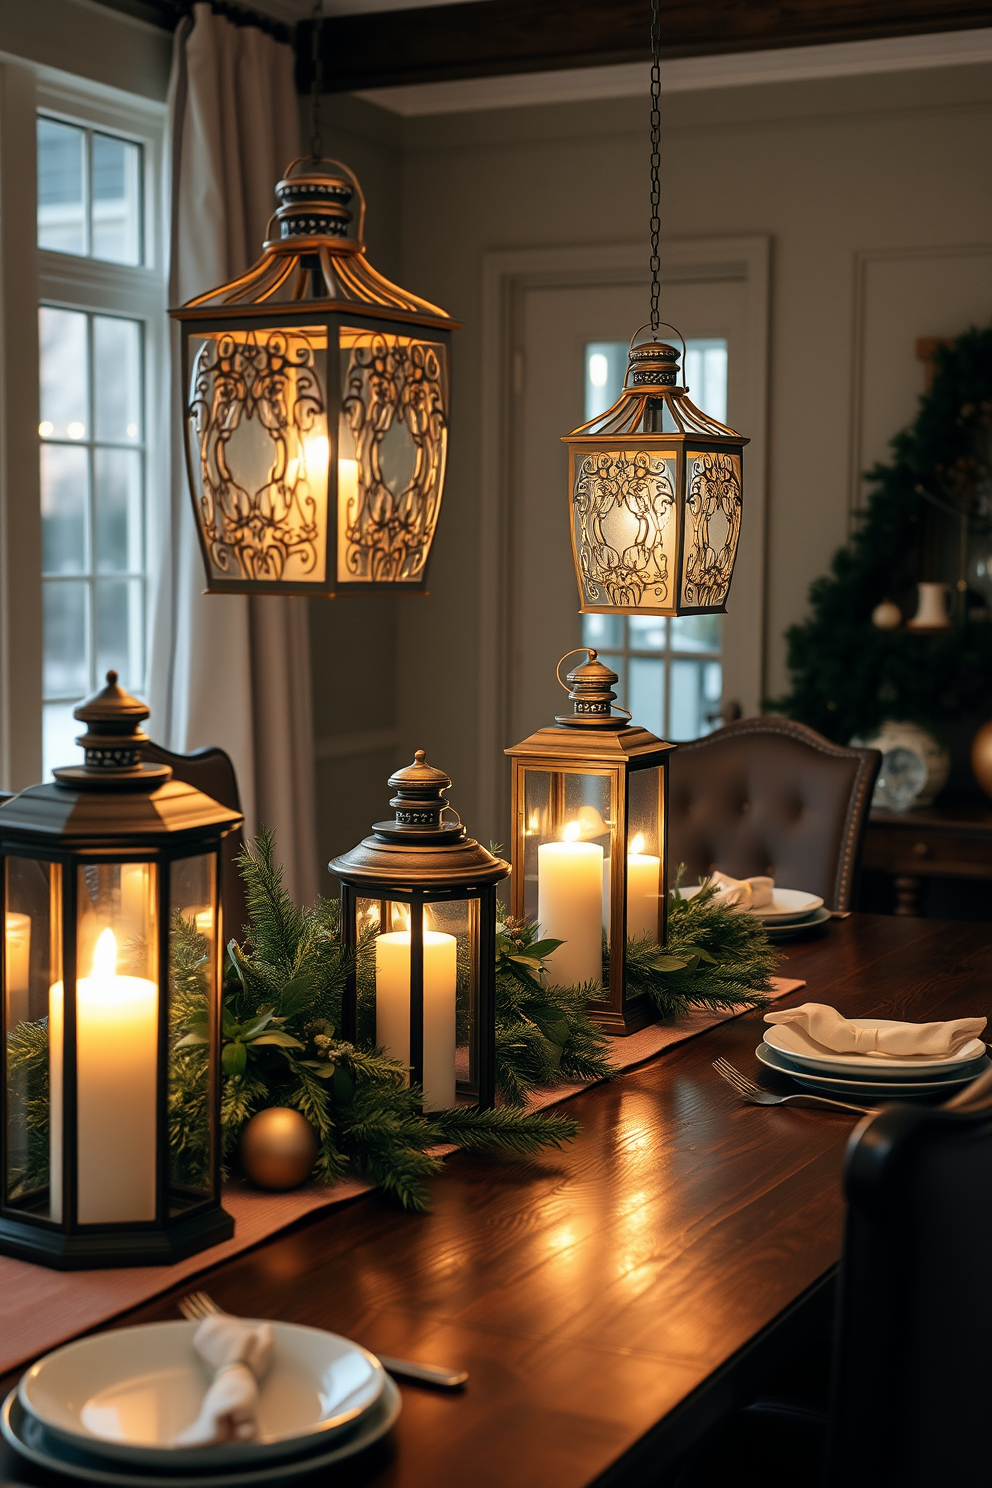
(871, 599), (902, 630)
(239, 1108), (319, 1191)
(970, 721), (992, 803)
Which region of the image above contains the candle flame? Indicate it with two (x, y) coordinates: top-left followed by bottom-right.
(562, 820), (581, 843)
(630, 833), (645, 855)
(92, 928), (117, 979)
(392, 906), (411, 933)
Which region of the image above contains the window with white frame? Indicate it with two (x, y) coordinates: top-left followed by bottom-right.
(35, 96), (164, 779)
(581, 339), (729, 742)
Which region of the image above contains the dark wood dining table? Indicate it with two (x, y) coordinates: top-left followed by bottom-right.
(3, 913), (989, 1488)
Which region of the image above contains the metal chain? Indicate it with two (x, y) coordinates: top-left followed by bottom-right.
(648, 0), (661, 332)
(310, 1), (324, 160)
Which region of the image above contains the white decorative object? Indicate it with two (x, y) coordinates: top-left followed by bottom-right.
(907, 581), (951, 630)
(852, 720), (950, 811)
(538, 825), (604, 987)
(871, 599), (902, 629)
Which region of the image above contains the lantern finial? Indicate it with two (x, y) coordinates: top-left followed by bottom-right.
(52, 670), (171, 790)
(556, 650), (629, 729)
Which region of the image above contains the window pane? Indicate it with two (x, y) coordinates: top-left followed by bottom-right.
(582, 613), (623, 650)
(94, 578), (143, 691)
(670, 615), (721, 654)
(41, 445), (88, 575)
(43, 581), (88, 698)
(629, 657), (664, 738)
(39, 308), (88, 440)
(94, 449), (142, 573)
(670, 659), (723, 741)
(37, 118), (86, 255)
(43, 701), (81, 780)
(584, 342), (628, 422)
(93, 317), (142, 442)
(91, 134), (142, 265)
(628, 615), (666, 652)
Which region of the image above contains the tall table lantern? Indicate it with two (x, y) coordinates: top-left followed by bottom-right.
(330, 753), (509, 1110)
(505, 651), (674, 1035)
(0, 674), (241, 1268)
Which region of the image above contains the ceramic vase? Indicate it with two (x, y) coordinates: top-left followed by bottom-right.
(970, 720), (992, 803)
(852, 720), (950, 811)
(907, 581), (951, 630)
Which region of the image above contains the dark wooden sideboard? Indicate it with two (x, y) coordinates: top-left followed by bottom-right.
(863, 795), (992, 916)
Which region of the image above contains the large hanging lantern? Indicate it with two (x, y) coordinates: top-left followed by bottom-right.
(0, 673), (241, 1267)
(170, 157), (458, 596)
(330, 752), (508, 1111)
(505, 650), (674, 1035)
(563, 331), (749, 616)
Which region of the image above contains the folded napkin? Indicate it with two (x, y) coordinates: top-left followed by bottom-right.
(765, 1002), (987, 1059)
(174, 1314), (274, 1447)
(708, 871), (775, 911)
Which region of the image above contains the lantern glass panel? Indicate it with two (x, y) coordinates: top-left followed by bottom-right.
(680, 450), (742, 610)
(571, 447), (679, 613)
(187, 327), (330, 587)
(428, 897), (480, 1104)
(73, 861), (159, 1225)
(4, 858), (61, 1219)
(624, 767), (665, 944)
(168, 853), (217, 1210)
(337, 328), (449, 586)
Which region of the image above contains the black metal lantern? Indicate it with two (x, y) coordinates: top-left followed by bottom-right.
(505, 651), (674, 1035)
(170, 157), (459, 596)
(330, 753), (508, 1111)
(0, 673), (241, 1268)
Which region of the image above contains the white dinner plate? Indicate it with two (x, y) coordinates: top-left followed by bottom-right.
(678, 885), (824, 924)
(3, 1380), (400, 1488)
(19, 1320), (384, 1469)
(756, 1041), (991, 1097)
(764, 1020), (988, 1075)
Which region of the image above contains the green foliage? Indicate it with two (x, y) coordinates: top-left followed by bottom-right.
(4, 1017), (50, 1199)
(770, 325), (992, 740)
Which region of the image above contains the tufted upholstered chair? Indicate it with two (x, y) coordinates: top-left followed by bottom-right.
(667, 717), (880, 912)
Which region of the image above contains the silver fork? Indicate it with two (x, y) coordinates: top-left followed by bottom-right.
(712, 1057), (875, 1116)
(179, 1290), (468, 1390)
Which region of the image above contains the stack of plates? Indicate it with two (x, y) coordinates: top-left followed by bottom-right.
(758, 1019), (991, 1100)
(2, 1320), (401, 1487)
(680, 885), (830, 940)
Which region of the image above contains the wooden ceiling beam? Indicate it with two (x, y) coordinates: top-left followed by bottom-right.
(298, 0), (991, 94)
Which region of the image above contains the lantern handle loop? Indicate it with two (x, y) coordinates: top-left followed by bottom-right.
(554, 649), (632, 720)
(628, 321), (687, 372)
(441, 805), (463, 830)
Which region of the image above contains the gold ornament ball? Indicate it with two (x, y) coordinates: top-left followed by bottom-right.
(871, 599), (902, 630)
(971, 721), (992, 803)
(239, 1107), (318, 1191)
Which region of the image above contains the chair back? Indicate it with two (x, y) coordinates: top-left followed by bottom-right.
(667, 716), (880, 910)
(142, 742), (248, 947)
(823, 1067), (992, 1487)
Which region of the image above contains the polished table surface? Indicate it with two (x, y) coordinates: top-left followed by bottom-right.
(3, 914), (991, 1488)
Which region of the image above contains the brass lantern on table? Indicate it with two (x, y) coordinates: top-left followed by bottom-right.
(170, 157), (459, 596)
(330, 753), (508, 1111)
(505, 650), (674, 1035)
(0, 674), (241, 1268)
(563, 331), (748, 616)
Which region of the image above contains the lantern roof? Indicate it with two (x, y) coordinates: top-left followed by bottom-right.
(565, 335), (748, 444)
(170, 156), (460, 335)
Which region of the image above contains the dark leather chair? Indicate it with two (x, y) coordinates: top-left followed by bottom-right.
(667, 716), (881, 911)
(143, 742), (249, 946)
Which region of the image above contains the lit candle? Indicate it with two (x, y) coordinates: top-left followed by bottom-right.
(538, 821), (603, 987)
(375, 927), (456, 1111)
(49, 928), (158, 1225)
(4, 911), (31, 1029)
(626, 834), (661, 940)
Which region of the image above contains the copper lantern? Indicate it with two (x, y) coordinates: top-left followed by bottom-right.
(505, 651), (674, 1035)
(0, 674), (241, 1267)
(563, 332), (749, 616)
(170, 157), (459, 596)
(330, 753), (508, 1111)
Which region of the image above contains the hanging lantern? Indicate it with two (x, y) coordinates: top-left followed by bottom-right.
(0, 673), (241, 1267)
(563, 330), (749, 616)
(505, 650), (674, 1035)
(330, 752), (508, 1111)
(170, 157), (459, 596)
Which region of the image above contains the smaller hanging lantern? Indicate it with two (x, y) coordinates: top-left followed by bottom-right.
(330, 753), (508, 1111)
(563, 328), (749, 617)
(505, 650), (674, 1035)
(0, 674), (241, 1267)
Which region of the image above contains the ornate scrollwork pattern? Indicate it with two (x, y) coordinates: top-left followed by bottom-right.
(338, 334), (448, 583)
(189, 330), (327, 584)
(682, 452), (742, 608)
(572, 449), (677, 609)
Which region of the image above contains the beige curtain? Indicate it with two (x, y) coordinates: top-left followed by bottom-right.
(150, 3), (319, 906)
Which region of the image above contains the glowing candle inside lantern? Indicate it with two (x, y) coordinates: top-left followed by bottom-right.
(538, 821), (603, 987)
(626, 834), (661, 940)
(336, 456), (360, 580)
(49, 928), (158, 1225)
(374, 923), (456, 1111)
(4, 911), (31, 1029)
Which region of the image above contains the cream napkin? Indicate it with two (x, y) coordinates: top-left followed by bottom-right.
(708, 871), (775, 911)
(175, 1314), (274, 1446)
(765, 1002), (987, 1059)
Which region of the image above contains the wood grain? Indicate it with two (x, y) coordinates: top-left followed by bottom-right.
(2, 914), (990, 1487)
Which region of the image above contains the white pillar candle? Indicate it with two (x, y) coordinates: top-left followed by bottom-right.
(49, 928), (159, 1225)
(336, 457), (360, 580)
(538, 824), (604, 987)
(375, 929), (456, 1111)
(4, 911), (31, 1029)
(626, 835), (661, 940)
(48, 980), (63, 1223)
